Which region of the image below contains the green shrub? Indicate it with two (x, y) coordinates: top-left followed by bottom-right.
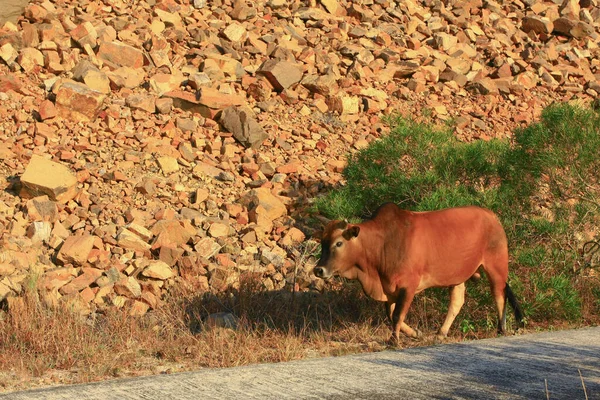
(314, 103), (600, 327)
(528, 272), (582, 321)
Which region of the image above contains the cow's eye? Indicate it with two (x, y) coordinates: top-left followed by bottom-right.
(335, 241), (343, 247)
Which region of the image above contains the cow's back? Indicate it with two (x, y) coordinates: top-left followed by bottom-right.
(371, 204), (507, 289)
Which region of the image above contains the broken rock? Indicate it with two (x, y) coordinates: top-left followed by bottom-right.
(114, 276), (142, 298)
(54, 80), (106, 122)
(59, 267), (103, 295)
(25, 195), (58, 221)
(97, 40), (145, 69)
(72, 60), (111, 94)
(21, 155), (78, 202)
(243, 188), (287, 231)
(258, 60), (303, 91)
(56, 235), (96, 266)
(142, 261), (174, 280)
(219, 106), (268, 149)
(117, 228), (152, 252)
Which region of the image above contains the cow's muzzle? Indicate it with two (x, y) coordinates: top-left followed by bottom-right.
(313, 266), (330, 279)
(313, 266), (325, 278)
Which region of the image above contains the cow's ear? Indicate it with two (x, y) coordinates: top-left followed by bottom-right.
(313, 229), (324, 241)
(342, 226), (360, 240)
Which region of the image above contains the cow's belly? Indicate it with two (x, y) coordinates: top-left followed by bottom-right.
(416, 262), (480, 291)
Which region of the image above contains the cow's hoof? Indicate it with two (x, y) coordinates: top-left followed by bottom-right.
(435, 333), (448, 342)
(408, 329), (422, 340)
(387, 335), (401, 347)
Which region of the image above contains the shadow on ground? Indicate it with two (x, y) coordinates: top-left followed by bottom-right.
(182, 279), (390, 337)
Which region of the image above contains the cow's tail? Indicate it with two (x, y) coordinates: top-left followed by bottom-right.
(505, 283), (524, 329)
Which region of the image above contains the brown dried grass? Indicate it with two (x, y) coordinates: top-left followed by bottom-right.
(1, 270), (593, 394)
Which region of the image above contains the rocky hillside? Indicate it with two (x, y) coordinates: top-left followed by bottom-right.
(0, 0), (599, 316)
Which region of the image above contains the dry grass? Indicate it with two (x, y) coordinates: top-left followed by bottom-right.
(0, 275), (390, 393)
(0, 271), (593, 394)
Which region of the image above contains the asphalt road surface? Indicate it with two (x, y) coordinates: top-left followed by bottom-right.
(2, 326), (599, 399)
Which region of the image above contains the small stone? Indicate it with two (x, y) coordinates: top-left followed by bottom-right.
(114, 276), (142, 298)
(38, 100), (58, 120)
(17, 48), (44, 73)
(521, 16), (553, 35)
(321, 0), (342, 15)
(0, 74), (23, 92)
(26, 195), (58, 221)
(117, 229), (151, 252)
(0, 282), (13, 302)
(129, 301), (150, 316)
(467, 78), (498, 95)
(149, 73), (184, 96)
(142, 261), (174, 280)
(243, 188), (287, 231)
(258, 60), (303, 91)
(176, 117), (197, 132)
(56, 235), (96, 266)
(231, 0), (257, 21)
(97, 41), (145, 68)
(0, 263), (16, 276)
(164, 89), (243, 119)
(194, 188), (209, 204)
(80, 287), (95, 303)
(219, 106), (268, 149)
(155, 98), (173, 114)
(280, 227), (306, 247)
(157, 156), (179, 174)
(205, 312), (238, 330)
(197, 87), (245, 109)
(54, 80), (106, 122)
(433, 32), (458, 51)
(327, 95), (360, 115)
(188, 72), (211, 89)
(222, 22), (247, 42)
(24, 3), (48, 22)
(193, 0), (206, 8)
(154, 8), (182, 26)
(0, 43), (18, 65)
(553, 17), (577, 37)
(41, 268), (77, 291)
(135, 179), (156, 195)
(158, 245), (184, 266)
(209, 222), (230, 238)
(125, 223), (153, 242)
(107, 67), (145, 89)
(126, 93), (156, 113)
(60, 267), (103, 295)
(70, 21), (98, 48)
(152, 220), (195, 246)
(194, 237), (221, 259)
(72, 60), (111, 94)
(21, 155), (78, 202)
(26, 221), (52, 243)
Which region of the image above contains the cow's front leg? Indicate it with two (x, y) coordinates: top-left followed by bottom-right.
(386, 301), (421, 339)
(385, 301), (393, 324)
(389, 288), (419, 344)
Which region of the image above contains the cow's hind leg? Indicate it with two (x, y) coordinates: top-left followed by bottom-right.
(494, 282), (508, 334)
(485, 266), (508, 334)
(389, 288), (420, 344)
(437, 282), (466, 339)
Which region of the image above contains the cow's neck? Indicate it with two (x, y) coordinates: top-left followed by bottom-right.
(355, 235), (388, 302)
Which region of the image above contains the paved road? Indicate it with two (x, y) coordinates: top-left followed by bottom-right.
(2, 327), (599, 399)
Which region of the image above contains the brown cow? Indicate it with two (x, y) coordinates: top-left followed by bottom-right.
(313, 203), (523, 343)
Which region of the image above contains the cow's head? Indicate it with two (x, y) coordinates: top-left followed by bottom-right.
(313, 220), (361, 280)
